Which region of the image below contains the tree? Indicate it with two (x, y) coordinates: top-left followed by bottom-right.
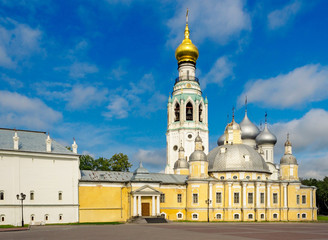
(79, 155), (95, 170)
(109, 153), (132, 172)
(301, 177), (328, 215)
(79, 153), (132, 172)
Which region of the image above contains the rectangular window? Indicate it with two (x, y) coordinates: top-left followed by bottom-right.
(0, 191), (4, 200)
(260, 193), (265, 204)
(302, 195), (306, 204)
(248, 193), (253, 204)
(30, 191), (34, 200)
(297, 195), (300, 204)
(58, 192), (62, 200)
(177, 194), (182, 203)
(193, 193), (198, 204)
(160, 194), (165, 203)
(273, 193), (278, 204)
(234, 192), (239, 204)
(216, 192), (222, 204)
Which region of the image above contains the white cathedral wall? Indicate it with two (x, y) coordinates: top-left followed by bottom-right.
(0, 152), (79, 226)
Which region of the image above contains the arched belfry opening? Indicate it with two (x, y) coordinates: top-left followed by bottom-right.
(174, 102), (180, 122)
(186, 102), (193, 121)
(199, 104), (203, 122)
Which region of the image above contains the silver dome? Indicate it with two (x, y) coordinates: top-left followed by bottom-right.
(256, 124), (277, 145)
(174, 158), (189, 169)
(217, 134), (225, 146)
(280, 154), (297, 165)
(240, 112), (260, 140)
(208, 144), (270, 173)
(134, 162), (149, 174)
(189, 150), (207, 162)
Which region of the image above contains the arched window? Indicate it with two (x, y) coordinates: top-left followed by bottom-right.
(186, 102), (193, 121)
(260, 214), (265, 219)
(199, 104), (203, 122)
(30, 191), (34, 200)
(192, 213), (198, 220)
(0, 191), (4, 200)
(0, 215), (5, 222)
(31, 215), (35, 221)
(45, 214), (49, 221)
(58, 191), (62, 200)
(234, 214), (240, 220)
(59, 214), (63, 221)
(216, 213), (222, 219)
(174, 102), (180, 122)
(177, 212), (183, 219)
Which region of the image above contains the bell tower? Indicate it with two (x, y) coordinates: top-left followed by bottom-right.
(165, 10), (209, 174)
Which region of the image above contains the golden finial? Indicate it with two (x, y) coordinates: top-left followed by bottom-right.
(186, 8), (189, 25)
(184, 9), (190, 39)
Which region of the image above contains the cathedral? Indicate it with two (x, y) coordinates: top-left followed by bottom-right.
(0, 13), (317, 226)
(78, 15), (317, 222)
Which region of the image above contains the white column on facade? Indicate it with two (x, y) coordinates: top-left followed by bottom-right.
(152, 196), (155, 216)
(283, 184), (287, 208)
(157, 195), (160, 215)
(310, 189), (313, 208)
(138, 195), (142, 216)
(243, 183), (247, 208)
(209, 183), (213, 207)
(228, 183), (232, 207)
(195, 100), (199, 123)
(180, 100), (184, 124)
(256, 183), (260, 208)
(267, 184), (271, 208)
(133, 195), (137, 216)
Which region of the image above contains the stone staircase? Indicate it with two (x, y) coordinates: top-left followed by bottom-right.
(128, 216), (168, 224)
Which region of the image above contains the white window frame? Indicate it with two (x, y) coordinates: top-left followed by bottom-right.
(192, 213), (199, 220)
(216, 192), (222, 204)
(160, 212), (167, 219)
(248, 213), (253, 219)
(273, 193), (278, 204)
(216, 213), (222, 219)
(234, 192), (240, 204)
(301, 213), (307, 219)
(176, 212), (183, 220)
(193, 193), (198, 204)
(45, 214), (49, 221)
(59, 214), (63, 221)
(273, 213), (278, 219)
(260, 213), (265, 219)
(0, 214), (5, 222)
(234, 213), (240, 220)
(31, 214), (35, 221)
(302, 195), (306, 204)
(177, 194), (182, 203)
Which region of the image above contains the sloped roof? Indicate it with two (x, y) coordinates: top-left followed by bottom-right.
(80, 170), (188, 184)
(0, 128), (75, 155)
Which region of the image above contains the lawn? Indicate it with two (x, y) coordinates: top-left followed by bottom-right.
(317, 215), (328, 221)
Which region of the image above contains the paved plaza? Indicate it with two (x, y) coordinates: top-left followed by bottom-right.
(1, 222), (328, 240)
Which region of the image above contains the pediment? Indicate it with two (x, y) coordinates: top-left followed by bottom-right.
(132, 185), (161, 195)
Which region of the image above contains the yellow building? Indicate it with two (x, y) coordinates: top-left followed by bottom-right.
(78, 12), (317, 223)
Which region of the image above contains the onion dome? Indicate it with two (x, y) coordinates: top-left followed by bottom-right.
(225, 119), (240, 131)
(174, 158), (189, 169)
(256, 123), (277, 145)
(189, 133), (207, 162)
(175, 11), (199, 64)
(240, 111), (260, 140)
(208, 144), (270, 173)
(280, 134), (297, 165)
(217, 134), (225, 146)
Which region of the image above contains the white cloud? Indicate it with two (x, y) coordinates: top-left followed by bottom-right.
(66, 85), (108, 110)
(0, 91), (62, 129)
(104, 95), (129, 119)
(268, 0), (302, 29)
(0, 18), (42, 68)
(238, 64), (328, 109)
(68, 62), (99, 78)
(202, 56), (234, 88)
(167, 0), (251, 46)
(0, 74), (24, 88)
(133, 148), (166, 170)
(271, 109), (328, 179)
(104, 73), (166, 119)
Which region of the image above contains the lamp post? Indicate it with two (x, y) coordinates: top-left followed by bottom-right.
(16, 193), (26, 227)
(205, 199), (212, 222)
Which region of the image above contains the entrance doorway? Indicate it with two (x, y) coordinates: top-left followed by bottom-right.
(142, 203), (150, 216)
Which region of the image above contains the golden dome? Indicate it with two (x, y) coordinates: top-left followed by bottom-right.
(175, 12), (199, 64)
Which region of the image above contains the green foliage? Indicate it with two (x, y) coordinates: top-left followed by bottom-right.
(301, 177), (328, 215)
(79, 153), (132, 172)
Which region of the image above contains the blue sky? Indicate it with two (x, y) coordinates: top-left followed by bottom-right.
(0, 0), (327, 178)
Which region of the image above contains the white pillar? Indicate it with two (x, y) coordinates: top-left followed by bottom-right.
(256, 183), (260, 208)
(310, 189), (313, 208)
(228, 183), (232, 207)
(209, 183), (213, 207)
(138, 196), (141, 216)
(283, 184), (287, 208)
(267, 184), (271, 208)
(152, 196), (155, 216)
(243, 183), (247, 208)
(133, 196), (137, 216)
(157, 195), (160, 215)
